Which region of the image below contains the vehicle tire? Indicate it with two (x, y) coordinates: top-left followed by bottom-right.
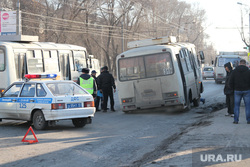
(193, 96), (200, 107)
(72, 118), (87, 128)
(33, 110), (48, 130)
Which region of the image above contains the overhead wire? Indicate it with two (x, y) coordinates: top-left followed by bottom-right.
(21, 11), (150, 39)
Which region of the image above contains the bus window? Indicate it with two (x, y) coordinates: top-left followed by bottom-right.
(0, 49), (4, 71)
(43, 50), (59, 73)
(191, 48), (200, 68)
(184, 50), (193, 72)
(69, 53), (74, 71)
(74, 51), (87, 72)
(119, 56), (145, 81)
(145, 52), (173, 77)
(179, 50), (188, 73)
(218, 57), (240, 67)
(26, 50), (43, 73)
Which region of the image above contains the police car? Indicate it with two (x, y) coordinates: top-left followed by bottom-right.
(0, 74), (96, 130)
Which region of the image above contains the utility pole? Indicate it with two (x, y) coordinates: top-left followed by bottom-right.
(16, 0), (20, 35)
(121, 21), (124, 52)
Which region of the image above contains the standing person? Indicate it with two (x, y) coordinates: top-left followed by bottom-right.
(77, 68), (96, 98)
(91, 70), (100, 111)
(98, 66), (116, 112)
(229, 59), (250, 124)
(92, 69), (104, 111)
(224, 62), (234, 117)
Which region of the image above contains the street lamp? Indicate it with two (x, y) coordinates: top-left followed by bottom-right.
(237, 2), (250, 52)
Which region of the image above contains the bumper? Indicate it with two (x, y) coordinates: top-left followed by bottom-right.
(121, 97), (185, 111)
(44, 107), (96, 121)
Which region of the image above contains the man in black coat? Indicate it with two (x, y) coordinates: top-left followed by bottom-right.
(224, 62), (234, 117)
(229, 59), (250, 124)
(98, 66), (116, 112)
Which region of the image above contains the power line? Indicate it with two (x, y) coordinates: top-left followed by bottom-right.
(21, 11), (149, 39)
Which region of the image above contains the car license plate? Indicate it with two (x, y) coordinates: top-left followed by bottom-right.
(67, 103), (82, 108)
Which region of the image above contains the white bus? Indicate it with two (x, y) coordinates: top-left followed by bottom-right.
(116, 36), (204, 113)
(0, 35), (88, 93)
(213, 52), (248, 84)
(87, 55), (101, 74)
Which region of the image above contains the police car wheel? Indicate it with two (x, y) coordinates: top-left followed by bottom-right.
(72, 118), (87, 128)
(33, 110), (48, 130)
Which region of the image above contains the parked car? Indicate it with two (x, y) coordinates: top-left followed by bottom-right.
(0, 74), (95, 130)
(202, 66), (214, 80)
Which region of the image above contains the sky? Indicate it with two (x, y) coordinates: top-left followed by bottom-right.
(183, 0), (250, 53)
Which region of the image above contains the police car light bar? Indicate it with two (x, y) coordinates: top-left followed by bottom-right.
(25, 74), (57, 79)
(127, 36), (177, 49)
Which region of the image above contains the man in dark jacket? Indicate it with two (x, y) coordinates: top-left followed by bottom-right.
(77, 68), (96, 97)
(98, 66), (116, 112)
(224, 62), (234, 117)
(229, 59), (250, 124)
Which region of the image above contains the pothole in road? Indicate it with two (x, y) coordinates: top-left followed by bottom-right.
(195, 102), (226, 114)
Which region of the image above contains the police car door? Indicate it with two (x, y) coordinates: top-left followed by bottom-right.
(0, 83), (23, 119)
(18, 83), (36, 120)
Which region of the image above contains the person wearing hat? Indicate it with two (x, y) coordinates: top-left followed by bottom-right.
(98, 66), (116, 112)
(77, 68), (96, 98)
(224, 62), (234, 117)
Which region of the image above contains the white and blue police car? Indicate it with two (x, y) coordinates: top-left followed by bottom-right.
(0, 74), (96, 130)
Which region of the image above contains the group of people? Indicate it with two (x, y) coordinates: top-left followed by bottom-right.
(77, 66), (116, 112)
(224, 59), (250, 124)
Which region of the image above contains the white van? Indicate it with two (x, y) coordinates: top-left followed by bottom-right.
(213, 54), (241, 84)
(116, 36), (204, 112)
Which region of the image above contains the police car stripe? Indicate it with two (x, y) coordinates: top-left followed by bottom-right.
(0, 98), (53, 104)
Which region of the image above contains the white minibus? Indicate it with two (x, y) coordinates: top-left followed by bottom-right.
(0, 35), (88, 93)
(116, 36), (204, 112)
(213, 54), (243, 84)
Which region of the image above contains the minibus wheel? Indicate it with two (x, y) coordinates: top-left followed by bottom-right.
(193, 97), (200, 107)
(185, 97), (191, 111)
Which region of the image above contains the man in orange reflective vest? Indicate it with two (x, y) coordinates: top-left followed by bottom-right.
(77, 68), (96, 97)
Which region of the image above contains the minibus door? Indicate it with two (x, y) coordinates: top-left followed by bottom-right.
(59, 53), (71, 80)
(176, 53), (188, 106)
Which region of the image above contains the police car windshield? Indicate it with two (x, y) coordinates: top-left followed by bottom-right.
(46, 82), (88, 96)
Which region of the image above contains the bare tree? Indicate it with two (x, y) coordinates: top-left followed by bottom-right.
(0, 0), (217, 73)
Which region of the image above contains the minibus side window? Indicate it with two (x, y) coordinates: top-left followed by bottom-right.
(26, 50), (43, 73)
(43, 50), (59, 73)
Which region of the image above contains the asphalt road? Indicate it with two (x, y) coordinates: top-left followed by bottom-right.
(0, 79), (226, 167)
